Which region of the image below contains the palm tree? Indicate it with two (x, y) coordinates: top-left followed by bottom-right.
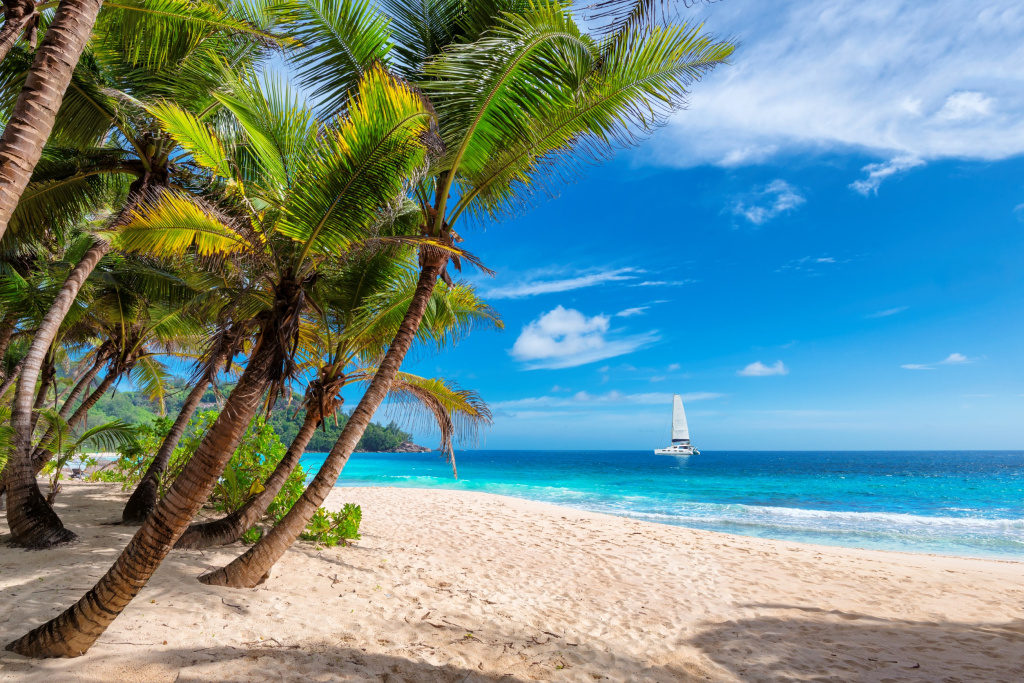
(1, 6), (277, 547)
(33, 409), (136, 503)
(176, 252), (498, 548)
(120, 322), (243, 523)
(6, 66), (436, 658)
(200, 0), (734, 589)
(0, 0), (37, 65)
(0, 0), (282, 240)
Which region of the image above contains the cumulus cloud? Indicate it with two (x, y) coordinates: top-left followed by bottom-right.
(849, 156), (925, 195)
(484, 268), (638, 299)
(738, 360), (790, 377)
(733, 180), (806, 225)
(866, 306), (909, 318)
(510, 306), (659, 369)
(901, 352), (973, 370)
(648, 1), (1024, 168)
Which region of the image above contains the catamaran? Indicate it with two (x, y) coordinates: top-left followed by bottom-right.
(654, 394), (699, 456)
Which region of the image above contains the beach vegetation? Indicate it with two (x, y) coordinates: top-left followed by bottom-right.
(0, 0), (731, 660)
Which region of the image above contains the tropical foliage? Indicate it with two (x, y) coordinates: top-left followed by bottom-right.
(0, 0), (732, 659)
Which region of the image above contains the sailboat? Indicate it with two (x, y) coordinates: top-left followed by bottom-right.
(654, 394), (699, 456)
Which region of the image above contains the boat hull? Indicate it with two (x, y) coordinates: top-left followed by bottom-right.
(654, 445), (699, 456)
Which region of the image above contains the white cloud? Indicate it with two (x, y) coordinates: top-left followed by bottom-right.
(493, 391), (723, 410)
(738, 360), (790, 377)
(935, 91), (994, 122)
(901, 352), (973, 370)
(849, 156), (925, 195)
(668, 363), (681, 371)
(510, 306), (659, 369)
(648, 1), (1024, 168)
(628, 279), (696, 287)
(1014, 203), (1024, 222)
(484, 268), (638, 299)
(615, 306), (648, 318)
(733, 180), (806, 225)
(868, 307), (909, 321)
(777, 254), (842, 274)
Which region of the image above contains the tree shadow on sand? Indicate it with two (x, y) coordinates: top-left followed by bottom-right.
(689, 604), (1024, 683)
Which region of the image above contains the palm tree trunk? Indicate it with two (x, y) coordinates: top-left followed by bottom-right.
(121, 376), (211, 524)
(31, 367), (117, 472)
(28, 354), (54, 431)
(201, 260), (445, 588)
(29, 353), (106, 467)
(4, 239), (109, 548)
(0, 1), (36, 65)
(4, 312), (288, 657)
(176, 408), (320, 549)
(0, 0), (104, 241)
(0, 309), (18, 368)
(0, 358), (22, 396)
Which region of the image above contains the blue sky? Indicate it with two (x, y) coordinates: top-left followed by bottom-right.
(383, 0), (1024, 450)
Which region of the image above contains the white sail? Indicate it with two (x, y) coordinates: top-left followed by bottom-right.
(672, 394), (689, 442)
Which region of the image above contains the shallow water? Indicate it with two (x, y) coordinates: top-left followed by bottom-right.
(299, 449), (1024, 560)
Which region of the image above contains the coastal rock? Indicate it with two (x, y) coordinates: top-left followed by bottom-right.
(354, 440), (432, 453)
(393, 440), (431, 453)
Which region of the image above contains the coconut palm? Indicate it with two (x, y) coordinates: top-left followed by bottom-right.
(33, 409), (136, 503)
(6, 65), (436, 658)
(0, 0), (282, 240)
(176, 250), (499, 548)
(0, 5), (278, 547)
(120, 321), (245, 523)
(200, 0), (733, 589)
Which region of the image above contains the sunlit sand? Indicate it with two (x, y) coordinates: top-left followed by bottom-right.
(1, 482), (1021, 682)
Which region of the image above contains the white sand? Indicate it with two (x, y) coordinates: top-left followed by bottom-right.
(1, 482), (1022, 682)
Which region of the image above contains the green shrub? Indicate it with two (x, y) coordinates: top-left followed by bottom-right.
(300, 504), (361, 547)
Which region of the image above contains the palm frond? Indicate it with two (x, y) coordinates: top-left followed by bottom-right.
(451, 22), (734, 224)
(280, 65), (432, 262)
(111, 190), (252, 258)
(386, 372), (492, 477)
(94, 0), (285, 70)
(130, 355), (171, 415)
(277, 0), (393, 118)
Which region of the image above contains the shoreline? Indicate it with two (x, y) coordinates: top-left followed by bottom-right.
(370, 484), (1024, 565)
(2, 482), (1022, 681)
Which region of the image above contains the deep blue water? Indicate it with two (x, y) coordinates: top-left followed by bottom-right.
(299, 450), (1024, 560)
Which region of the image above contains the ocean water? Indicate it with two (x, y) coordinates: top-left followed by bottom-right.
(298, 450), (1024, 560)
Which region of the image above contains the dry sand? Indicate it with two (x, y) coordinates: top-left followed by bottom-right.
(1, 481), (1022, 682)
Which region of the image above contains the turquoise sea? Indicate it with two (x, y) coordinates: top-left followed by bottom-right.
(299, 450), (1024, 560)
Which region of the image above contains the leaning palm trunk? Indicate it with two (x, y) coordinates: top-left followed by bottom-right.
(5, 284), (301, 657)
(121, 376), (211, 524)
(0, 358), (21, 396)
(0, 0), (36, 65)
(176, 408), (321, 549)
(201, 259), (445, 588)
(0, 310), (18, 368)
(31, 368), (119, 471)
(29, 353), (107, 468)
(4, 240), (108, 547)
(0, 0), (104, 240)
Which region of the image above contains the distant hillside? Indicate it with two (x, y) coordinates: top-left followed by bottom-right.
(87, 382), (428, 453)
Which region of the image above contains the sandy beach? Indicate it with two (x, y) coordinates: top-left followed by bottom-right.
(1, 482), (1022, 682)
